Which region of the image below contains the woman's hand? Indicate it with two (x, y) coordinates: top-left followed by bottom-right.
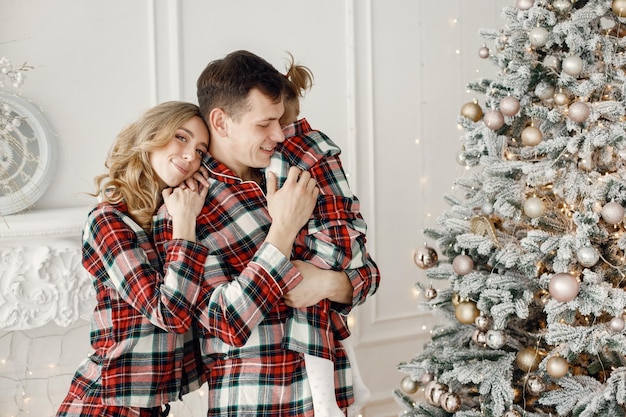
(162, 184), (209, 241)
(179, 165), (210, 191)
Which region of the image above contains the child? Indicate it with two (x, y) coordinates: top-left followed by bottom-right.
(267, 53), (376, 417)
(56, 102), (210, 417)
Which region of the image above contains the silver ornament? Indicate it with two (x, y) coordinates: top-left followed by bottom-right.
(440, 392), (461, 413)
(517, 0), (534, 10)
(478, 46), (490, 59)
(452, 254), (474, 275)
(486, 329), (507, 349)
(521, 126), (542, 146)
(483, 109), (505, 130)
(562, 55), (583, 76)
(576, 246), (599, 268)
(548, 273), (579, 303)
(553, 0), (572, 13)
(523, 197), (545, 218)
(424, 381), (448, 406)
(400, 376), (419, 394)
(474, 315), (491, 331)
(526, 375), (546, 395)
(424, 286), (438, 300)
(472, 329), (487, 347)
(568, 102), (590, 123)
(609, 316), (625, 333)
(499, 96), (520, 116)
(413, 246), (438, 269)
(529, 27), (549, 47)
(481, 202), (494, 215)
(601, 201), (624, 225)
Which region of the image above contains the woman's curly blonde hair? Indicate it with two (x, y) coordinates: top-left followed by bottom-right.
(93, 101), (204, 231)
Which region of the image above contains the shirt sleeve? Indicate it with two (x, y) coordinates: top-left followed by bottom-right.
(83, 205), (208, 333)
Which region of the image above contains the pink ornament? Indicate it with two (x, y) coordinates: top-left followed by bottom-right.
(568, 102), (590, 123)
(548, 273), (579, 303)
(478, 46), (490, 59)
(452, 254), (474, 275)
(500, 96), (521, 116)
(483, 109), (505, 130)
(602, 201), (625, 225)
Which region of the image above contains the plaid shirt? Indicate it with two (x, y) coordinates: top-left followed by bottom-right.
(153, 120), (379, 416)
(270, 118), (379, 361)
(56, 202), (208, 416)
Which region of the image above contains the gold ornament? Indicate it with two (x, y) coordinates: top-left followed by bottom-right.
(546, 355), (569, 378)
(516, 347), (543, 372)
(460, 101), (483, 122)
(613, 0), (626, 17)
(400, 376), (419, 394)
(455, 300), (480, 324)
(521, 125), (542, 146)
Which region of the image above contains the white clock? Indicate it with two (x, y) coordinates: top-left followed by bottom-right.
(0, 92), (56, 215)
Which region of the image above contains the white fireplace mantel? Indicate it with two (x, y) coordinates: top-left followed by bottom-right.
(0, 207), (95, 330)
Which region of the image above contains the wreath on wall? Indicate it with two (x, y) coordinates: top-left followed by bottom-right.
(0, 57), (56, 216)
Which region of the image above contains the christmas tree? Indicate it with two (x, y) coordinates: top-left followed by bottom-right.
(396, 0), (626, 416)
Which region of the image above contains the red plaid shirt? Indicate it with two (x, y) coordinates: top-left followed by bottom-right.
(56, 202), (208, 416)
(153, 121), (379, 416)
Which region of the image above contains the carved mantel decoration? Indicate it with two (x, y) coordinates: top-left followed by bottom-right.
(0, 207), (95, 330)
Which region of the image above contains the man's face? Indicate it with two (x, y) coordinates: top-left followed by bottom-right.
(223, 88), (285, 178)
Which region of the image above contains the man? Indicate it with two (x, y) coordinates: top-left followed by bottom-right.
(154, 50), (379, 416)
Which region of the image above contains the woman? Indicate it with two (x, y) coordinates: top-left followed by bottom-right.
(56, 101), (211, 417)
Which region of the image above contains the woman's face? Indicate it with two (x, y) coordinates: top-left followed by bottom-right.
(150, 116), (209, 188)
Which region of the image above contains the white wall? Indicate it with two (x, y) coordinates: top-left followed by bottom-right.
(0, 1), (506, 416)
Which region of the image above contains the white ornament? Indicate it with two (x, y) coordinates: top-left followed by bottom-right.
(481, 202), (494, 215)
(576, 246), (599, 268)
(562, 55), (583, 76)
(486, 329), (507, 349)
(548, 273), (579, 303)
(553, 0), (572, 13)
(524, 197), (545, 218)
(529, 27), (549, 47)
(478, 46), (490, 59)
(517, 0), (534, 10)
(521, 126), (543, 146)
(452, 254), (474, 275)
(568, 102), (590, 123)
(609, 316), (625, 333)
(483, 109), (505, 130)
(602, 201), (625, 225)
(500, 96), (520, 116)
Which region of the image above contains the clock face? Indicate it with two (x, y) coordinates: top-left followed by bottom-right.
(0, 92), (56, 215)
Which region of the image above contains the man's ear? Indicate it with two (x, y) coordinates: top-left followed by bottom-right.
(209, 108), (228, 137)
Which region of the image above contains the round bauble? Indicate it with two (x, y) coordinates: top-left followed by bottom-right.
(452, 254), (474, 275)
(553, 0), (572, 13)
(526, 375), (546, 395)
(424, 286), (438, 300)
(475, 314), (491, 331)
(424, 381), (448, 406)
(523, 196), (545, 218)
(546, 355), (569, 378)
(478, 46), (490, 59)
(562, 55), (583, 76)
(568, 101), (590, 123)
(500, 96), (521, 116)
(543, 55), (560, 70)
(613, 0), (626, 17)
(486, 329), (507, 349)
(521, 126), (543, 146)
(517, 0), (534, 9)
(400, 376), (419, 394)
(601, 201), (625, 225)
(413, 245), (438, 269)
(576, 246), (599, 268)
(420, 372), (434, 384)
(554, 91), (570, 106)
(516, 347), (542, 372)
(472, 329), (487, 347)
(440, 392), (462, 413)
(535, 82), (555, 100)
(484, 109), (505, 130)
(529, 27), (549, 47)
(609, 316), (625, 333)
(548, 273), (579, 303)
(503, 410), (522, 417)
(456, 150), (468, 166)
(481, 202), (494, 215)
(456, 300), (480, 324)
(461, 101), (483, 122)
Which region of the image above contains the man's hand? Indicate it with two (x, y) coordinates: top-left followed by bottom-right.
(283, 260), (353, 308)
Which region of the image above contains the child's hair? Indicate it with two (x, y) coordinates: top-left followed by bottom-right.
(280, 52), (314, 126)
(92, 101), (204, 231)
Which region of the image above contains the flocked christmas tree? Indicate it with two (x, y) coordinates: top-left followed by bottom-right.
(396, 0), (626, 416)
